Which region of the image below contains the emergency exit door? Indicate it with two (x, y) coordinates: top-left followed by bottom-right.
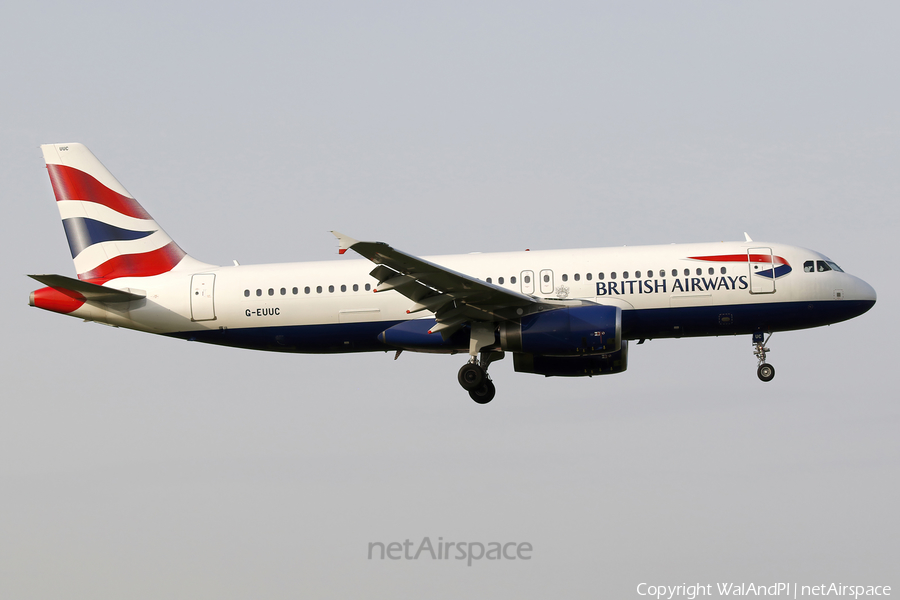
(539, 269), (554, 295)
(521, 270), (535, 295)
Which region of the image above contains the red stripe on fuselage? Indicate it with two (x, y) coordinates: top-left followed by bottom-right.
(690, 254), (789, 266)
(78, 241), (186, 282)
(46, 164), (152, 220)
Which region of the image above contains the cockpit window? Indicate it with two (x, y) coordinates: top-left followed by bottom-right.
(826, 261), (844, 272)
(816, 261), (832, 272)
(804, 260), (814, 273)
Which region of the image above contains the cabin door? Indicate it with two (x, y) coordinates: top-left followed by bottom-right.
(191, 274), (217, 321)
(748, 248), (776, 294)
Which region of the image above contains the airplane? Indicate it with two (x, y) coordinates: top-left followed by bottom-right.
(29, 143), (877, 403)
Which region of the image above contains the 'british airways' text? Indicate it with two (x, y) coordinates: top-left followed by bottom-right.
(597, 276), (749, 296)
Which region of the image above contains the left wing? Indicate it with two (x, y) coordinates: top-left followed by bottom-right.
(331, 232), (587, 337)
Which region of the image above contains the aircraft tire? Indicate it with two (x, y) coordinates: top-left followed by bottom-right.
(469, 380), (496, 404)
(757, 363), (775, 382)
(458, 363), (485, 391)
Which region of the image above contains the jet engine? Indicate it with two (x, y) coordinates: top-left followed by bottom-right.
(500, 305), (621, 356)
(512, 342), (628, 377)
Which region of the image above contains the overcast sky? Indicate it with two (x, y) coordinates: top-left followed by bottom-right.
(1, 2), (897, 598)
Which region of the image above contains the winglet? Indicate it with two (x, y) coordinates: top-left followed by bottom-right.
(330, 231), (359, 255)
(744, 232), (753, 242)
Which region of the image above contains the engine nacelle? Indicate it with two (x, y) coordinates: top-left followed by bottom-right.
(500, 305), (621, 356)
(513, 342), (629, 377)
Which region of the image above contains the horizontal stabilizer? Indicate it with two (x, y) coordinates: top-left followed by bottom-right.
(28, 274), (145, 302)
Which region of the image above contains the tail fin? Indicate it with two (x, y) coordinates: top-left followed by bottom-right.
(41, 143), (202, 282)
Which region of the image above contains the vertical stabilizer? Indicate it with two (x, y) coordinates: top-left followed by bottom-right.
(41, 143), (208, 282)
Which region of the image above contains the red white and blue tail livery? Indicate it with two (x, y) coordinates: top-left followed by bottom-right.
(29, 143), (877, 403)
(43, 143), (199, 281)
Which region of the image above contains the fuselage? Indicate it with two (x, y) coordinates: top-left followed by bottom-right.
(56, 240), (875, 354)
(31, 142), (878, 401)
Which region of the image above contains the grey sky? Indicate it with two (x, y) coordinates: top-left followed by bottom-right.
(1, 2), (897, 598)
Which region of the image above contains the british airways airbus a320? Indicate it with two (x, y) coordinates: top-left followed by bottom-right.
(29, 143), (876, 403)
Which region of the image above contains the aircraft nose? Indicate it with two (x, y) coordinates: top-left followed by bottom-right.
(846, 276), (876, 320)
(855, 277), (877, 304)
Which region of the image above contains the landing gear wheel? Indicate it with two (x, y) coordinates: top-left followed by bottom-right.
(469, 380), (496, 404)
(757, 363), (775, 382)
(458, 363), (485, 391)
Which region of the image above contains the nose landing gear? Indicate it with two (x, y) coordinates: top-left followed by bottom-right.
(757, 362), (775, 382)
(753, 331), (775, 382)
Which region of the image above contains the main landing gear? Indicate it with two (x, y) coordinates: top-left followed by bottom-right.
(458, 351), (502, 404)
(753, 331), (775, 382)
(458, 322), (503, 404)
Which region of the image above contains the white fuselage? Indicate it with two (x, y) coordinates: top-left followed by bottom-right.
(69, 240), (876, 351)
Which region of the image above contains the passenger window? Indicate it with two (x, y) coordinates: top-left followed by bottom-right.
(586, 273), (592, 281)
(574, 273), (580, 281)
(684, 269), (690, 276)
(365, 283), (371, 291)
(499, 277), (504, 284)
(256, 289), (262, 297)
(708, 268), (714, 275)
(341, 284), (347, 292)
(524, 275), (531, 284)
(659, 270), (665, 278)
(561, 274), (568, 282)
(280, 287), (286, 295)
(543, 274), (550, 283)
(635, 271), (641, 278)
(817, 261), (832, 272)
(647, 271), (653, 278)
(268, 288), (274, 296)
(292, 287), (298, 295)
(328, 285), (335, 293)
(611, 272), (617, 280)
(696, 268), (702, 276)
(316, 286), (323, 293)
(305, 286), (310, 294)
(486, 277), (492, 284)
(720, 267), (726, 274)
(353, 284), (359, 292)
(599, 273), (605, 280)
(623, 271), (629, 279)
(672, 269), (677, 277)
(244, 289), (250, 297)
(511, 276), (517, 284)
